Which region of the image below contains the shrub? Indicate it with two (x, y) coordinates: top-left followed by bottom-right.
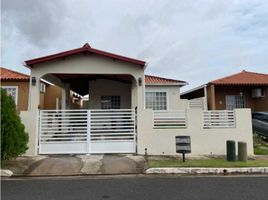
(1, 88), (28, 160)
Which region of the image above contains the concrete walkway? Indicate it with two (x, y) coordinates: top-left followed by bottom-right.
(1, 155), (148, 176)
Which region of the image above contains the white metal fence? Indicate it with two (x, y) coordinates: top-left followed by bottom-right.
(153, 110), (187, 129)
(39, 109), (136, 154)
(203, 110), (235, 128)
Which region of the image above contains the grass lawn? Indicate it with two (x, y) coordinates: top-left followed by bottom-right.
(149, 158), (268, 168)
(254, 147), (268, 155)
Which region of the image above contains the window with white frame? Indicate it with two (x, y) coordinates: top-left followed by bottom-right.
(101, 96), (120, 109)
(145, 91), (167, 110)
(40, 82), (46, 93)
(1, 86), (18, 105)
(226, 95), (245, 110)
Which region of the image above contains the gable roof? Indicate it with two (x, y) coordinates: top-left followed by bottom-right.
(0, 67), (30, 81)
(25, 43), (146, 67)
(145, 75), (187, 86)
(210, 70), (268, 86)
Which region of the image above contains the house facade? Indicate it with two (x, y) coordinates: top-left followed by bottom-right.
(181, 70), (268, 112)
(1, 67), (83, 111)
(15, 44), (253, 156)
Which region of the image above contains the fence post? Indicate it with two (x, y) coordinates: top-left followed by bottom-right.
(87, 110), (91, 154)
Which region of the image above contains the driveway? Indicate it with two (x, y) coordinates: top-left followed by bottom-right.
(1, 155), (147, 176)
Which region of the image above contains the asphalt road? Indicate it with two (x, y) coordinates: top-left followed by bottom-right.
(2, 175), (268, 200)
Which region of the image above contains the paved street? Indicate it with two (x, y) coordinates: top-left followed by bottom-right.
(2, 175), (268, 200)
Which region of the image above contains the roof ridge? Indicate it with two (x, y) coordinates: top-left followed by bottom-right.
(25, 43), (146, 67)
(145, 74), (186, 83)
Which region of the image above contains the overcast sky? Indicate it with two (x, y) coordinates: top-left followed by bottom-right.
(1, 0), (268, 91)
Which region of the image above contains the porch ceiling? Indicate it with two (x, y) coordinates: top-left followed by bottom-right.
(53, 74), (133, 96)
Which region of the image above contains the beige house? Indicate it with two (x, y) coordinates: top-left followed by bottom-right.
(0, 67), (64, 111)
(16, 43), (253, 156)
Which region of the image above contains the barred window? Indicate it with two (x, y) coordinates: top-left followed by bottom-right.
(226, 95), (245, 110)
(1, 86), (18, 105)
(145, 91), (167, 110)
(101, 96), (120, 109)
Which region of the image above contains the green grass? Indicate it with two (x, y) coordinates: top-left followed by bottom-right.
(149, 159), (268, 168)
(254, 147), (268, 155)
(253, 133), (268, 155)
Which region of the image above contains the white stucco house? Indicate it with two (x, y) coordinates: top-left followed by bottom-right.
(20, 43), (254, 156)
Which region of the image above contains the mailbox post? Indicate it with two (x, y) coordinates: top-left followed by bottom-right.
(176, 136), (191, 162)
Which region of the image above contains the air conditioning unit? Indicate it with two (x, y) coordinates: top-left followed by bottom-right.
(252, 88), (265, 98)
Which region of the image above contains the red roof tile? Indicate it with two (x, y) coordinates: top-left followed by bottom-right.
(210, 70), (268, 86)
(145, 75), (186, 85)
(25, 43), (146, 67)
(0, 67), (30, 81)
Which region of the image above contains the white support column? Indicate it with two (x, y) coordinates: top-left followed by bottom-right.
(29, 75), (41, 110)
(204, 85), (208, 110)
(61, 87), (66, 109)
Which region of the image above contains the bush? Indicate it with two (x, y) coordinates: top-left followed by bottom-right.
(1, 88), (28, 160)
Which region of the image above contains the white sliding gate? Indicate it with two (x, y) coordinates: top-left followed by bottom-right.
(39, 109), (136, 154)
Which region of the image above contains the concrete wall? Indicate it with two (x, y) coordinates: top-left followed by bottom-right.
(1, 81), (29, 111)
(137, 108), (254, 156)
(88, 79), (131, 109)
(145, 85), (188, 110)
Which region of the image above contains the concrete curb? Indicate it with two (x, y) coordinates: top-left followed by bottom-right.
(1, 169), (13, 177)
(146, 167), (268, 174)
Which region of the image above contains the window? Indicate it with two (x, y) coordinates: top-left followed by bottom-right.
(145, 91), (167, 110)
(226, 95), (245, 110)
(40, 83), (46, 93)
(1, 86), (18, 105)
(101, 96), (120, 109)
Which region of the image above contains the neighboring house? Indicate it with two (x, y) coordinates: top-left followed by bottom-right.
(0, 67), (63, 111)
(181, 70), (268, 112)
(17, 43), (253, 156)
(1, 67), (30, 111)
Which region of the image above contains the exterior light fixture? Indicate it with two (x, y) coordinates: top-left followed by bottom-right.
(138, 77), (142, 86)
(31, 77), (36, 86)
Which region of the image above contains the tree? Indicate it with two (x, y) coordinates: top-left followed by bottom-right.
(1, 88), (28, 160)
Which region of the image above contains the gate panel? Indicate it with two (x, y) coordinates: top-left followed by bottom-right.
(90, 109), (136, 153)
(39, 110), (88, 154)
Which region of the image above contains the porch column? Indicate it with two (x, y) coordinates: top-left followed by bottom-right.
(22, 74), (40, 156)
(131, 79), (138, 109)
(61, 83), (71, 109)
(210, 85), (216, 110)
(204, 85), (208, 110)
(28, 75), (41, 110)
(61, 87), (66, 109)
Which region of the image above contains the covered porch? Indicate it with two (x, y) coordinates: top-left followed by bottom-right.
(21, 43), (146, 155)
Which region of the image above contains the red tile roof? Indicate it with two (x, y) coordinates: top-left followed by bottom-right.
(145, 75), (186, 85)
(210, 70), (268, 86)
(25, 43), (146, 67)
(0, 67), (30, 81)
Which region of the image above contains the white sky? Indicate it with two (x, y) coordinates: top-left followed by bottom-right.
(2, 0), (268, 91)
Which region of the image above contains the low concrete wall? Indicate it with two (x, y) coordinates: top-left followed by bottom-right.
(137, 108), (254, 156)
(20, 110), (39, 155)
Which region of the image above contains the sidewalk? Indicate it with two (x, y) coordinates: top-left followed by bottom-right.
(146, 167), (268, 174)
